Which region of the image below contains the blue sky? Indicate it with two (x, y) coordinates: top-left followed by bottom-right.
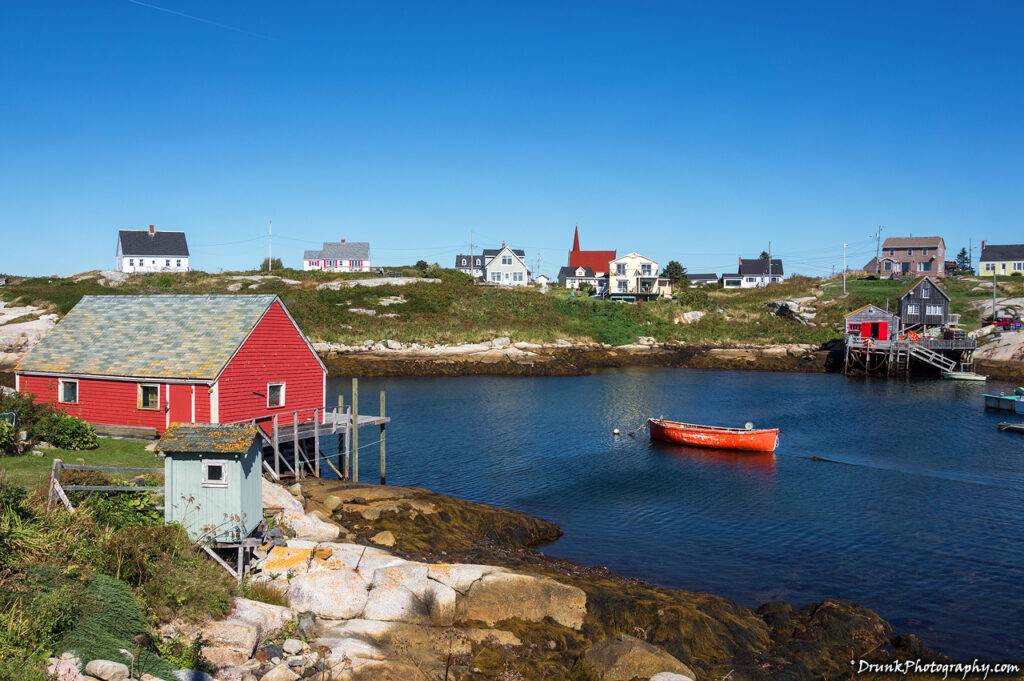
(1, 1), (1021, 277)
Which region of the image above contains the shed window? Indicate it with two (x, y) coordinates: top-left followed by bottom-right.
(203, 461), (227, 487)
(926, 305), (943, 316)
(267, 383), (285, 408)
(907, 304), (920, 315)
(138, 384), (160, 410)
(59, 379), (78, 404)
(921, 286), (929, 298)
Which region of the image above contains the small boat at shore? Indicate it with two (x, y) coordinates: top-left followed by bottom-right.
(942, 370), (987, 381)
(649, 418), (779, 453)
(983, 390), (1024, 414)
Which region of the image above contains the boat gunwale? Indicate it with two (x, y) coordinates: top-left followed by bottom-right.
(648, 417), (779, 435)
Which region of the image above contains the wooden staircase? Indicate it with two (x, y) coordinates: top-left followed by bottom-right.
(907, 343), (958, 372)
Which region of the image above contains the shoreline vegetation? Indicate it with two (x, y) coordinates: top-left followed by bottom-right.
(2, 266), (1023, 380)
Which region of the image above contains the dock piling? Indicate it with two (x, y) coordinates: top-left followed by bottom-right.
(379, 390), (387, 485)
(351, 378), (359, 482)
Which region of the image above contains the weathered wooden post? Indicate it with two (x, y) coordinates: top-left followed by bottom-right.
(343, 407), (351, 480)
(351, 378), (359, 482)
(292, 411), (300, 478)
(379, 390), (387, 485)
(313, 408), (320, 478)
(272, 414), (280, 478)
(47, 458), (61, 510)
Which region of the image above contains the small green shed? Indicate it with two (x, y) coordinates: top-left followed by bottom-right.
(158, 424), (263, 542)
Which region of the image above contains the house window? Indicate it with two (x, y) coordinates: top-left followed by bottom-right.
(203, 461), (228, 488)
(884, 261), (892, 271)
(491, 272), (501, 283)
(907, 249), (913, 256)
(138, 384), (160, 410)
(267, 383), (285, 408)
(616, 263), (626, 275)
(165, 259), (170, 267)
(617, 279), (628, 292)
(918, 262), (930, 271)
(641, 264), (652, 276)
(501, 255), (513, 265)
(984, 263), (994, 271)
(58, 379), (78, 404)
(922, 249), (929, 255)
(926, 305), (943, 316)
(176, 259), (181, 267)
(1016, 262), (1024, 271)
(907, 304), (920, 315)
(129, 259), (134, 267)
(745, 277), (757, 282)
(1001, 263), (1006, 271)
(461, 258), (467, 266)
(513, 272), (524, 282)
(889, 249), (895, 256)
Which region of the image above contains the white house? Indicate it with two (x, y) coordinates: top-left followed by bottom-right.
(482, 244), (529, 287)
(116, 225), (190, 273)
(724, 257), (784, 288)
(453, 254), (485, 279)
(303, 239), (371, 272)
(608, 252), (671, 299)
(557, 265), (605, 294)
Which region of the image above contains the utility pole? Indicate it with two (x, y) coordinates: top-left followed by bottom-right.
(469, 229), (476, 280)
(992, 266), (997, 323)
(873, 225), (883, 275)
(969, 238), (973, 273)
(268, 219), (273, 272)
(843, 242), (848, 294)
(767, 241), (772, 287)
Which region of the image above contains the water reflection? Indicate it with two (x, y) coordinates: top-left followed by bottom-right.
(649, 440), (777, 478)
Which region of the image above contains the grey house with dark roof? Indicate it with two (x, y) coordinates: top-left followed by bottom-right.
(303, 239), (371, 273)
(454, 254), (485, 279)
(116, 224), (190, 273)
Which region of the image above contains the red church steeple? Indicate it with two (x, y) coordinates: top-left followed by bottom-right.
(572, 224), (581, 252)
(566, 225), (617, 275)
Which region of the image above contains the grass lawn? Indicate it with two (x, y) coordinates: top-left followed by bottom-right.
(0, 436), (162, 489)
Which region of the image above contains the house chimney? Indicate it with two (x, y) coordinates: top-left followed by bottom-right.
(149, 224), (155, 237)
(981, 240), (986, 251)
(340, 238), (347, 244)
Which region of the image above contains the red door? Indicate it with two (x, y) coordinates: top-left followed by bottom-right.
(877, 321), (888, 339)
(168, 384), (193, 425)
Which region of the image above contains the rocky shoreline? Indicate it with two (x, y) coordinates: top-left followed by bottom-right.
(123, 478), (944, 681)
(315, 339), (835, 378)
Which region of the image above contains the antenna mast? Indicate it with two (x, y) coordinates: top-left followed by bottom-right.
(268, 219), (273, 272)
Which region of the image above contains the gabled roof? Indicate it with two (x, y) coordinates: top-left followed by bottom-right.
(558, 265), (596, 279)
(567, 225), (616, 273)
(118, 230), (189, 257)
(687, 273), (719, 281)
(454, 254), (485, 268)
(898, 276), (949, 301)
(739, 258), (784, 276)
(482, 247), (526, 258)
(980, 244), (1024, 262)
(882, 236), (944, 249)
(610, 252), (657, 264)
(304, 241), (370, 260)
(158, 423), (258, 454)
(17, 294), (294, 381)
(844, 304), (899, 320)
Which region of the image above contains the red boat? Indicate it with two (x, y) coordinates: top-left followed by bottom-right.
(648, 418), (779, 453)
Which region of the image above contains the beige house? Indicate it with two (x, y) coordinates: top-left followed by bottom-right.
(608, 253), (672, 300)
(867, 236), (946, 277)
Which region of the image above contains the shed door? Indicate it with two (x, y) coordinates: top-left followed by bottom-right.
(168, 384), (193, 425)
(876, 321), (888, 339)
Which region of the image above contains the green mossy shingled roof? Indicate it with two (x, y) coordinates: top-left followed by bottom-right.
(158, 423), (259, 453)
(17, 294), (278, 380)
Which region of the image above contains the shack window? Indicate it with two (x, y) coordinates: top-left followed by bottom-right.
(921, 286), (929, 298)
(59, 379), (78, 404)
(926, 305), (943, 316)
(203, 461), (227, 487)
(907, 304), (920, 315)
(138, 384), (160, 410)
(267, 383), (285, 408)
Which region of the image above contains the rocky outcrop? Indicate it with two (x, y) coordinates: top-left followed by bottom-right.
(584, 634), (696, 681)
(0, 300), (57, 368)
(316, 277), (440, 290)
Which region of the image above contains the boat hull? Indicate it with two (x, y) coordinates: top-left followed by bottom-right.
(649, 418), (779, 453)
(983, 394), (1024, 414)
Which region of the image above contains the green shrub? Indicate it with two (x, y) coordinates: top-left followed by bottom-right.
(672, 287), (713, 311)
(60, 574), (177, 681)
(0, 391), (53, 440)
(100, 524), (235, 623)
(155, 635), (211, 672)
(34, 413), (97, 450)
(242, 579), (288, 607)
(0, 421), (16, 456)
(79, 491), (163, 529)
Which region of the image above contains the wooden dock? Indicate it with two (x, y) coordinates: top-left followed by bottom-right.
(228, 378), (391, 484)
(844, 337), (976, 378)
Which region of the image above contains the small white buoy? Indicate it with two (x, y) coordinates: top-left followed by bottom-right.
(745, 422), (754, 430)
(613, 428), (621, 436)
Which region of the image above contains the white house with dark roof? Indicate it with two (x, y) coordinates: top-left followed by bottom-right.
(482, 244), (529, 286)
(116, 225), (190, 273)
(303, 239), (371, 272)
(725, 257), (784, 288)
(979, 242), (1024, 275)
(454, 254), (485, 279)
